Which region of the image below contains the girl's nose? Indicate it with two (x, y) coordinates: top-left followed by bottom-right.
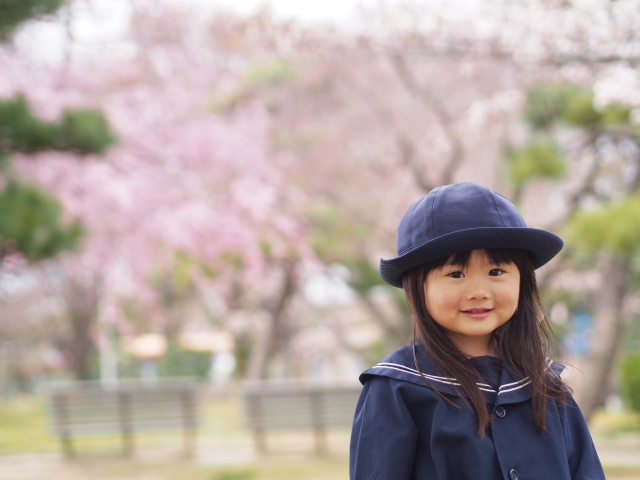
(465, 280), (490, 300)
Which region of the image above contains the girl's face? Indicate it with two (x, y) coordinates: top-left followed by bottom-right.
(424, 249), (520, 357)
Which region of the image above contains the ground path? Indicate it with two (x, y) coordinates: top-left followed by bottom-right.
(0, 438), (638, 480)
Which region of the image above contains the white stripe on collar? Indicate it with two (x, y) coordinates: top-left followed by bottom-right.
(492, 359), (555, 395)
(377, 362), (457, 381)
(498, 377), (530, 390)
(498, 380), (532, 395)
(371, 359), (558, 396)
(371, 362), (497, 393)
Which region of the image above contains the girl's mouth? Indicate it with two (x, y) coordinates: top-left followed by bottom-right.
(462, 308), (493, 319)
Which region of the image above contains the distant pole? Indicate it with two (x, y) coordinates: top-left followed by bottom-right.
(99, 301), (118, 386)
(0, 344), (6, 399)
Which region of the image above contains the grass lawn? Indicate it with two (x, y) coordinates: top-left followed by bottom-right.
(48, 456), (348, 480)
(590, 409), (640, 436)
(0, 395), (58, 453)
(604, 466), (640, 479)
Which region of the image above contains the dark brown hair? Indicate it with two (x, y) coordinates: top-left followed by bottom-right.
(402, 248), (568, 437)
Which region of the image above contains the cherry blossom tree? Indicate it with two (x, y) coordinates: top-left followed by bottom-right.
(1, 3), (312, 380)
(217, 0), (640, 414)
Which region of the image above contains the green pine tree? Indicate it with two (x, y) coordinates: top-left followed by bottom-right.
(0, 3), (116, 261)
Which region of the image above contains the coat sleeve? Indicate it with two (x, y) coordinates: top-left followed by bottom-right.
(558, 396), (606, 480)
(350, 376), (418, 480)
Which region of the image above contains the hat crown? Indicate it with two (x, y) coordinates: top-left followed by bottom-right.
(397, 182), (526, 255)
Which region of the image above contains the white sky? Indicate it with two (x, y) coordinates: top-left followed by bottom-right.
(14, 0), (393, 65)
(209, 0), (384, 22)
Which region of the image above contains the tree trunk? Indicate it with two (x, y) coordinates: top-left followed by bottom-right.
(245, 314), (274, 381)
(573, 252), (629, 420)
(62, 273), (100, 380)
(245, 262), (297, 380)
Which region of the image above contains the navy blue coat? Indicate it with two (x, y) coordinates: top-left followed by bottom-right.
(350, 346), (605, 480)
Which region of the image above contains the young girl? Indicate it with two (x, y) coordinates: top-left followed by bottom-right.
(350, 182), (605, 480)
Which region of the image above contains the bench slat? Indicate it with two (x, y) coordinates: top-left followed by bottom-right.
(242, 382), (361, 432)
(44, 382), (199, 439)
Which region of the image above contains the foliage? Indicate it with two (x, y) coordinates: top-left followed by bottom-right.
(524, 84), (576, 130)
(0, 95), (58, 152)
(559, 89), (602, 127)
(157, 343), (210, 379)
(620, 351), (640, 413)
(7, 56), (306, 313)
(568, 194), (640, 256)
(524, 84), (630, 130)
(306, 199), (410, 330)
(307, 200), (367, 266)
(246, 59), (296, 86)
(600, 104), (631, 126)
(149, 252), (196, 298)
(508, 139), (565, 190)
(307, 200), (391, 297)
(58, 108), (115, 154)
(621, 314), (640, 352)
(0, 96), (115, 154)
(0, 180), (82, 260)
(0, 1), (112, 265)
(346, 259), (385, 293)
(0, 0), (63, 40)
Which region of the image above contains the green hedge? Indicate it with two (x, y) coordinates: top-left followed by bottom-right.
(621, 352), (640, 413)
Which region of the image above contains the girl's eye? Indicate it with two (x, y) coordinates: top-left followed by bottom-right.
(448, 271), (465, 279)
(489, 268), (504, 276)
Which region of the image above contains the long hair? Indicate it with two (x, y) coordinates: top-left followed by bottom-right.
(402, 248), (568, 437)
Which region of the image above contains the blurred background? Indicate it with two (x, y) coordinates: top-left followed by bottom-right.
(1, 0), (640, 479)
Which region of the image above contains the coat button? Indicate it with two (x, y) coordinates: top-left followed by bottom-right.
(509, 469), (519, 480)
(496, 406), (506, 418)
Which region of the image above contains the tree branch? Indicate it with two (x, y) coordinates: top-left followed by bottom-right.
(389, 53), (464, 187)
(356, 290), (402, 340)
(396, 135), (436, 193)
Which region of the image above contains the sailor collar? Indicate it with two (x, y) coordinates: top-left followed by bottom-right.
(360, 345), (565, 406)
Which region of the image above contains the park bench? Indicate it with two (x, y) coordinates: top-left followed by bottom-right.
(43, 378), (200, 458)
(242, 379), (362, 454)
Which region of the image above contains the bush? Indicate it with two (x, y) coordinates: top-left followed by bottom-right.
(157, 343), (210, 380)
(621, 352), (640, 413)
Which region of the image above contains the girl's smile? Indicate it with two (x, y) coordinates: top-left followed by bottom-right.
(462, 308), (493, 319)
(424, 249), (520, 357)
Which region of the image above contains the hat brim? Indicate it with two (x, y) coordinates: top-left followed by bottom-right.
(379, 227), (563, 288)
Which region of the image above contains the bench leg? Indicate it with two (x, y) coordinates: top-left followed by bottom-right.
(183, 429), (196, 459)
(121, 431), (134, 457)
(181, 390), (197, 459)
(118, 392), (135, 457)
(61, 436), (74, 459)
(314, 428), (327, 456)
(253, 430), (267, 454)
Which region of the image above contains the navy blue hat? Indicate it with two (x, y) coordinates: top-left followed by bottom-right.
(380, 182), (563, 288)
